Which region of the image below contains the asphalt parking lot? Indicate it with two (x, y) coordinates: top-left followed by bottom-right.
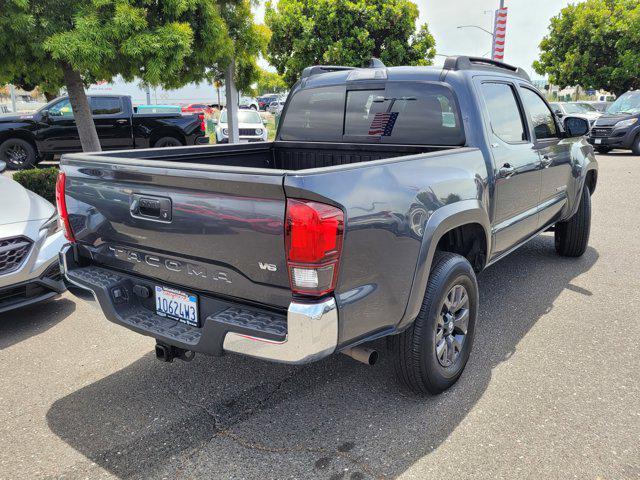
(1, 152), (639, 480)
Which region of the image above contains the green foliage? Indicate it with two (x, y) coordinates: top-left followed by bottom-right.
(534, 0), (640, 96)
(265, 0), (436, 86)
(256, 68), (288, 94)
(13, 168), (58, 204)
(0, 0), (263, 93)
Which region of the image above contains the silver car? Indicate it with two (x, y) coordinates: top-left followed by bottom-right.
(0, 162), (66, 313)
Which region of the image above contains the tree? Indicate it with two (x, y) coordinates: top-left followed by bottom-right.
(0, 0), (263, 152)
(264, 0), (436, 86)
(256, 68), (288, 94)
(534, 0), (640, 97)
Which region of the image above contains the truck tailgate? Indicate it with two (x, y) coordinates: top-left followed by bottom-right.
(62, 158), (291, 309)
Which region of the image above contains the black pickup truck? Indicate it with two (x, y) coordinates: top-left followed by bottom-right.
(0, 94), (208, 169)
(58, 57), (597, 394)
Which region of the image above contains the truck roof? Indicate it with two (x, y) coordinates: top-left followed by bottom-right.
(299, 56), (531, 89)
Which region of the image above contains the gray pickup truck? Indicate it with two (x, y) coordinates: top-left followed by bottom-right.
(58, 57), (597, 394)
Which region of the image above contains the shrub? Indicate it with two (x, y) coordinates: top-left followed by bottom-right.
(12, 167), (58, 205)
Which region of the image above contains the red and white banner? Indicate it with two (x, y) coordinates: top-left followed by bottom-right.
(492, 7), (508, 61)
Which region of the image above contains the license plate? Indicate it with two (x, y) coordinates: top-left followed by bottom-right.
(595, 139), (602, 144)
(155, 286), (199, 326)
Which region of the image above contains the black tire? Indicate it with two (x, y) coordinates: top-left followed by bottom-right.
(0, 138), (37, 170)
(555, 186), (591, 257)
(632, 134), (640, 155)
(390, 252), (478, 394)
(250, 105), (257, 110)
(153, 136), (183, 148)
(595, 146), (612, 154)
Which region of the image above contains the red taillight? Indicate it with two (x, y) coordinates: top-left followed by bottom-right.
(285, 199), (344, 296)
(55, 172), (76, 243)
(198, 113), (206, 132)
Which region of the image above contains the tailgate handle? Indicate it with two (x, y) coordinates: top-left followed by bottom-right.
(130, 194), (172, 222)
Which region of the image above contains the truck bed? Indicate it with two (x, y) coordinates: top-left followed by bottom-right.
(84, 141), (458, 171)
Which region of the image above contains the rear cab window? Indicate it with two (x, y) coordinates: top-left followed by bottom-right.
(279, 82), (465, 145)
(90, 97), (123, 115)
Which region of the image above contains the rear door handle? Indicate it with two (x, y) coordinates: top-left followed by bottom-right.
(541, 155), (553, 167)
(498, 163), (515, 178)
(115, 119), (129, 125)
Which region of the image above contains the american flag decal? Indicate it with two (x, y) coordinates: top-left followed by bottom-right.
(368, 112), (399, 136)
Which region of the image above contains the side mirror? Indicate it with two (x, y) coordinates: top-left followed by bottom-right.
(0, 160), (6, 173)
(40, 109), (49, 121)
(554, 110), (563, 117)
(564, 116), (590, 137)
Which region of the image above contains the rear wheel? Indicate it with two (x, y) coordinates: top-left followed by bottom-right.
(153, 136), (183, 148)
(0, 138), (37, 170)
(390, 252), (478, 394)
(555, 186), (591, 257)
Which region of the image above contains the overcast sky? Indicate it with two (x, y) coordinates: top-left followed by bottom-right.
(254, 0), (573, 80)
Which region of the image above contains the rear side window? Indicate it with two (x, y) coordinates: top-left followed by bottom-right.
(279, 86), (345, 141)
(91, 97), (122, 115)
(279, 82), (464, 145)
(480, 83), (526, 143)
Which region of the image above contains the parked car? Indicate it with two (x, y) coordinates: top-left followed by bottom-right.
(0, 95), (208, 170)
(549, 102), (601, 127)
(580, 101), (612, 113)
(135, 104), (182, 114)
(214, 109), (268, 143)
(58, 56), (597, 394)
(588, 90), (640, 154)
(181, 103), (209, 114)
(0, 161), (66, 313)
(257, 94), (280, 111)
(239, 96), (259, 110)
(267, 99), (286, 114)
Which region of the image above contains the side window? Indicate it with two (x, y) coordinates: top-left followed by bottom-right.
(519, 88), (558, 140)
(279, 86), (345, 142)
(480, 82), (526, 143)
(344, 82), (464, 145)
(48, 99), (73, 117)
(91, 97), (123, 115)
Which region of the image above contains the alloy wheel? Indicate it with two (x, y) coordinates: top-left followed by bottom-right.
(435, 284), (470, 367)
(5, 144), (28, 166)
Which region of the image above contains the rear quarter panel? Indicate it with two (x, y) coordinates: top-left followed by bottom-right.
(284, 148), (490, 346)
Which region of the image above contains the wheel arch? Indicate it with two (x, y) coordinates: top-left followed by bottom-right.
(0, 130), (39, 154)
(397, 199), (491, 330)
(149, 127), (186, 148)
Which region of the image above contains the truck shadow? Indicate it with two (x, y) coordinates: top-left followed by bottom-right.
(46, 235), (598, 479)
(0, 297), (75, 350)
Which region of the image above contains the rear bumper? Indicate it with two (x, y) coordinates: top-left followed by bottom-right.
(194, 135), (210, 145)
(60, 245), (337, 364)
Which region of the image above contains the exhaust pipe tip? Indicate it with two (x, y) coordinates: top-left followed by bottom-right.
(342, 346), (378, 366)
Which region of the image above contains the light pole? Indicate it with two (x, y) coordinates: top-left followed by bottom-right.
(456, 25), (494, 59)
(457, 0), (507, 61)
